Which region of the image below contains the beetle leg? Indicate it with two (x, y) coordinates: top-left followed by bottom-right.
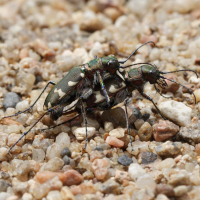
(7, 111), (48, 154)
(2, 81), (56, 119)
(40, 113), (80, 132)
(139, 91), (166, 120)
(80, 98), (88, 149)
(96, 71), (110, 107)
(124, 97), (133, 151)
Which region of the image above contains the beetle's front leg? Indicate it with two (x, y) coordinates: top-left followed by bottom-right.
(96, 71), (110, 107)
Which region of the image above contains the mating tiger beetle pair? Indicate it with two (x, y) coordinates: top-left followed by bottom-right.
(3, 41), (198, 154)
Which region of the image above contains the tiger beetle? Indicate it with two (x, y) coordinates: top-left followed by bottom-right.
(3, 41), (154, 154)
(42, 63), (198, 150)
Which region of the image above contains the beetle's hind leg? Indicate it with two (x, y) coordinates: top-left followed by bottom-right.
(139, 91), (166, 120)
(2, 81), (56, 119)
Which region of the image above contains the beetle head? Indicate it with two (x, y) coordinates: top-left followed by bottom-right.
(101, 55), (120, 73)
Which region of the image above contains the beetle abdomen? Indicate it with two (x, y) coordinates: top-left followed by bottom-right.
(44, 65), (85, 110)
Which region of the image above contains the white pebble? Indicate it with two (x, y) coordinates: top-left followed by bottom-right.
(0, 147), (8, 161)
(73, 127), (95, 140)
(104, 122), (114, 132)
(109, 128), (125, 138)
(16, 100), (29, 112)
(128, 163), (146, 181)
(55, 132), (70, 148)
(46, 190), (62, 200)
(174, 185), (188, 196)
(158, 100), (192, 126)
(135, 174), (156, 189)
(32, 149), (45, 163)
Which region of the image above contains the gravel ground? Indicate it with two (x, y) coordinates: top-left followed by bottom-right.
(1, 0), (200, 199)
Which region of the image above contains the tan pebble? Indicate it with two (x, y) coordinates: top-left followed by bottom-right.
(19, 48), (29, 60)
(6, 196), (19, 200)
(155, 194), (170, 200)
(90, 150), (103, 162)
(153, 120), (179, 142)
(155, 184), (175, 197)
(123, 184), (136, 196)
(140, 35), (158, 45)
(105, 136), (124, 148)
(34, 171), (67, 184)
(109, 128), (125, 138)
(61, 186), (76, 200)
(174, 155), (182, 163)
(91, 159), (108, 180)
(29, 160), (40, 172)
(0, 118), (22, 125)
(103, 7), (122, 21)
(195, 143), (200, 155)
(0, 147), (8, 161)
(64, 170), (83, 186)
(174, 185), (188, 197)
(138, 122), (153, 141)
(194, 89), (200, 103)
(115, 170), (130, 183)
(70, 182), (96, 195)
(104, 121), (114, 132)
(134, 119), (145, 130)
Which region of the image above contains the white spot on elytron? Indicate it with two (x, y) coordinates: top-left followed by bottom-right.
(80, 73), (85, 78)
(116, 70), (125, 81)
(109, 82), (126, 93)
(93, 91), (105, 103)
(54, 88), (66, 98)
(68, 81), (78, 87)
(48, 102), (52, 108)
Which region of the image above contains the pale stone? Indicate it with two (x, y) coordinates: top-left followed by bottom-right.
(109, 128), (125, 138)
(41, 157), (64, 172)
(128, 163), (146, 181)
(46, 191), (62, 200)
(16, 100), (29, 112)
(22, 193), (33, 200)
(32, 149), (45, 162)
(174, 185), (188, 196)
(158, 158), (176, 170)
(0, 147), (8, 161)
(73, 127), (95, 140)
(104, 121), (114, 132)
(91, 159), (108, 180)
(159, 100), (192, 126)
(155, 194), (170, 200)
(194, 89), (200, 103)
(60, 186), (76, 200)
(136, 174), (156, 189)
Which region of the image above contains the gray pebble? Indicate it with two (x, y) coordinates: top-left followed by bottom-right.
(60, 147), (71, 158)
(117, 155), (133, 166)
(0, 179), (11, 192)
(139, 152), (158, 164)
(92, 146), (103, 151)
(141, 113), (150, 121)
(3, 92), (21, 109)
(132, 108), (142, 119)
(63, 155), (70, 165)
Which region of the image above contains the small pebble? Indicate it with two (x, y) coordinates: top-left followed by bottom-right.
(91, 159), (108, 180)
(153, 120), (179, 142)
(104, 121), (114, 132)
(73, 127), (95, 140)
(92, 146), (103, 151)
(99, 179), (120, 194)
(64, 170), (83, 186)
(105, 136), (124, 148)
(60, 186), (76, 200)
(138, 152), (158, 164)
(138, 122), (153, 141)
(46, 190), (62, 200)
(109, 128), (125, 138)
(158, 100), (192, 126)
(63, 155), (70, 165)
(60, 147), (71, 158)
(3, 92), (21, 109)
(155, 184), (175, 197)
(117, 155), (133, 166)
(128, 163), (146, 181)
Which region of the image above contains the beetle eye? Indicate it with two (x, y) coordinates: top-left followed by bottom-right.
(108, 60), (117, 69)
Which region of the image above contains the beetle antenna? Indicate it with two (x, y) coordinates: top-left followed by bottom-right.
(120, 62), (155, 69)
(160, 70), (198, 78)
(119, 41), (155, 64)
(160, 76), (197, 104)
